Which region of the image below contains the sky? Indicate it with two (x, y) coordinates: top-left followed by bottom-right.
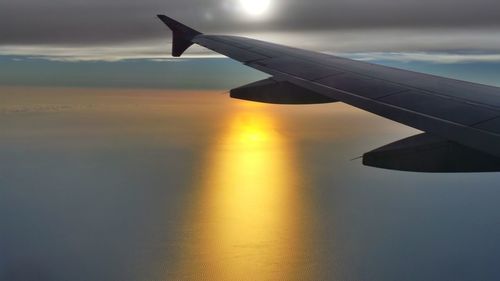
(2, 0), (500, 89)
(2, 0), (500, 62)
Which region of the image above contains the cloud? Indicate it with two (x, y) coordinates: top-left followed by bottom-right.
(0, 41), (223, 62)
(2, 0), (500, 61)
(1, 0), (500, 46)
(2, 28), (500, 62)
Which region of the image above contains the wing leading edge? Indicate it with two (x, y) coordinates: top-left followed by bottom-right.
(157, 15), (500, 173)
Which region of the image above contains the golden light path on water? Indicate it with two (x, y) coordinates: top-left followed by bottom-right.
(173, 103), (316, 281)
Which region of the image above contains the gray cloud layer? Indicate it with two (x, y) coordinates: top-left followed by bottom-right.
(2, 0), (500, 45)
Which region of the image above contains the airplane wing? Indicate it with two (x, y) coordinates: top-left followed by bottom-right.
(158, 15), (500, 173)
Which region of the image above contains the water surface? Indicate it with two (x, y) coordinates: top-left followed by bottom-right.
(1, 87), (500, 281)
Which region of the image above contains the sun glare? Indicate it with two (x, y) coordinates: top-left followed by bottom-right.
(172, 109), (315, 280)
(239, 0), (271, 16)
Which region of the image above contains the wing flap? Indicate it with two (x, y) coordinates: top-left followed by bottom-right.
(474, 117), (500, 134)
(379, 90), (499, 126)
(316, 73), (409, 99)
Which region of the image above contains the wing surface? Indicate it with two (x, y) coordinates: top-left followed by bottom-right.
(158, 15), (500, 172)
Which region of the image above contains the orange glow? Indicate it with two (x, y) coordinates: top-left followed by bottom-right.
(173, 107), (315, 281)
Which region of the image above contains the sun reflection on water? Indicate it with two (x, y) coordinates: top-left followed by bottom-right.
(173, 106), (315, 281)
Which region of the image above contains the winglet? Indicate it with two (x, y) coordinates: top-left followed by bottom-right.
(157, 15), (202, 57)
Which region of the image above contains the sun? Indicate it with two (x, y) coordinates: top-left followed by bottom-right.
(239, 0), (271, 16)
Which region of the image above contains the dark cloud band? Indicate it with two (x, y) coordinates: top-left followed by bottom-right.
(1, 0), (500, 45)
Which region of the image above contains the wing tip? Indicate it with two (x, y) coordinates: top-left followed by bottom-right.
(156, 15), (202, 57)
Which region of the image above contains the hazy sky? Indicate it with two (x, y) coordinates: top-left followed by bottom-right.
(2, 0), (500, 61)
